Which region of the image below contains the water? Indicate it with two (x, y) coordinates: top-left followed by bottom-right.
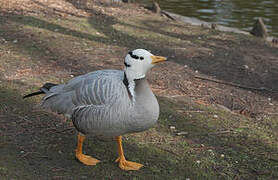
(136, 0), (278, 36)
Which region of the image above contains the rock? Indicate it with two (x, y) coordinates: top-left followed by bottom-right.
(169, 125), (176, 130)
(211, 23), (218, 30)
(272, 37), (278, 44)
(250, 18), (268, 38)
(201, 23), (210, 28)
(243, 64), (249, 69)
(152, 1), (161, 14)
(176, 131), (188, 136)
(215, 104), (232, 113)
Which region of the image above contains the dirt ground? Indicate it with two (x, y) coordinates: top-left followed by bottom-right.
(2, 0), (277, 116)
(0, 0), (278, 179)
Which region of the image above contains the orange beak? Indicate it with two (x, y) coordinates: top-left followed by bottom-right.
(151, 56), (167, 64)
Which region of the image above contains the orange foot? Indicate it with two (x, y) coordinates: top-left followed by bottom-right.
(76, 152), (100, 166)
(115, 156), (143, 171)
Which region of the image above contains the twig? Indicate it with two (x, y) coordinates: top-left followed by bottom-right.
(269, 157), (278, 162)
(56, 127), (75, 133)
(208, 130), (231, 135)
(267, 113), (278, 115)
(20, 151), (41, 158)
(182, 110), (204, 113)
(51, 167), (67, 172)
(156, 146), (181, 157)
(52, 176), (68, 179)
(194, 75), (276, 93)
(42, 127), (74, 134)
(161, 10), (176, 21)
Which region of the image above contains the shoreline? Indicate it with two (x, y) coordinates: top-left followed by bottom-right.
(144, 2), (277, 43)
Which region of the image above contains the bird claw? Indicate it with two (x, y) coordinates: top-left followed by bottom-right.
(115, 156), (143, 170)
(76, 152), (100, 166)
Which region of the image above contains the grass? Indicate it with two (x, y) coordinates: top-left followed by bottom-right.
(0, 1), (278, 179)
(1, 80), (277, 179)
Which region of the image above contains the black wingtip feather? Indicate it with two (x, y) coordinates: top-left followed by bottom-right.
(23, 82), (58, 99)
(23, 91), (44, 99)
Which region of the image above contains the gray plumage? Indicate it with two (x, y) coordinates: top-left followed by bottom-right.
(40, 69), (159, 137)
(24, 49), (167, 143)
(23, 49), (167, 170)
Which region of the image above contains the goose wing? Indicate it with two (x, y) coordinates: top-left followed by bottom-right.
(41, 70), (129, 120)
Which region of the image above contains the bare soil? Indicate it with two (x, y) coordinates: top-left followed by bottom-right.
(0, 0), (277, 179)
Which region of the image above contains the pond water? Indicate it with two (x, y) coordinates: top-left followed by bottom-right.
(136, 0), (278, 36)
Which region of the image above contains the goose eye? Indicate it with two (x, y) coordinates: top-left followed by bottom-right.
(140, 57), (144, 60)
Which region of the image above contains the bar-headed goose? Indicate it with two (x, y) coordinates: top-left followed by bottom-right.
(24, 49), (167, 170)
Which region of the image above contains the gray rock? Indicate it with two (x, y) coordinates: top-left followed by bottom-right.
(152, 1), (161, 14)
(250, 18), (268, 38)
(272, 37), (278, 44)
(176, 131), (188, 136)
(211, 23), (219, 30)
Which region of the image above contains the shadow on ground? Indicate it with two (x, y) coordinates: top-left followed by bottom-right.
(1, 78), (277, 179)
(0, 1), (278, 179)
(72, 1), (278, 100)
(1, 5), (278, 101)
(0, 79), (191, 179)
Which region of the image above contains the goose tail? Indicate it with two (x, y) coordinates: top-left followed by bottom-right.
(23, 83), (58, 99)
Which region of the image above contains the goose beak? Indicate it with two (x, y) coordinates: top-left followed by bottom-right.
(151, 56), (167, 64)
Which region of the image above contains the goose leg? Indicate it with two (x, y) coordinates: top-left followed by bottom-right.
(75, 133), (100, 165)
(115, 136), (143, 170)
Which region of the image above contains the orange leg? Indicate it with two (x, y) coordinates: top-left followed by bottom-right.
(115, 136), (143, 170)
(75, 134), (100, 165)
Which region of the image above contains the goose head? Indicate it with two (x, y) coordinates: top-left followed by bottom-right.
(124, 49), (167, 80)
